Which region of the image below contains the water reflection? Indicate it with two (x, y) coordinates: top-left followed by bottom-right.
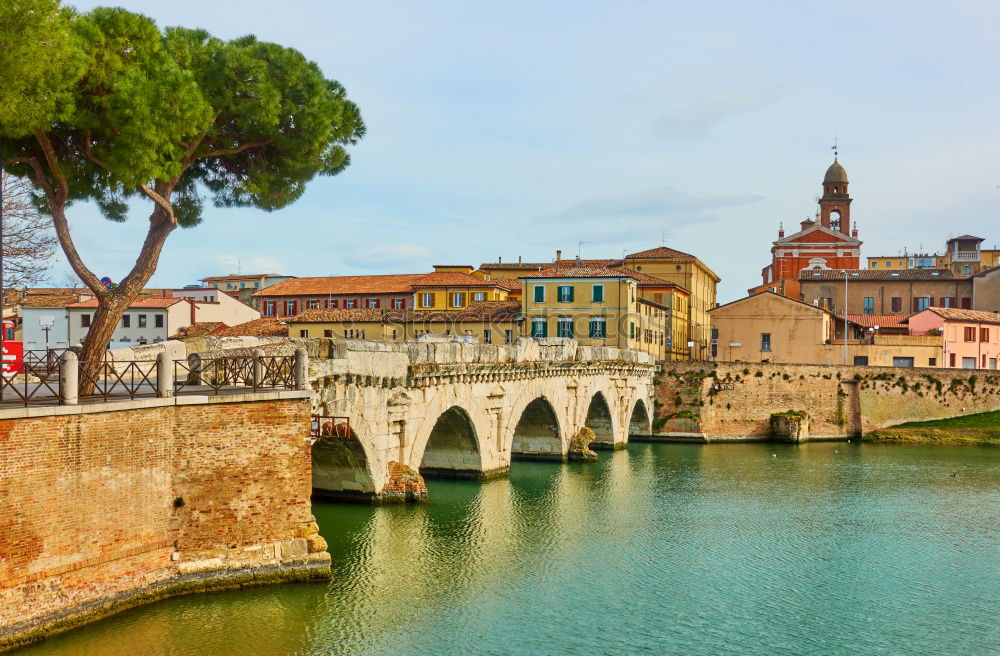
(16, 443), (1000, 656)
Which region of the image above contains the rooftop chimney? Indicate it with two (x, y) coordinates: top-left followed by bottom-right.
(778, 222), (785, 238)
(498, 256), (502, 264)
(556, 249), (562, 262)
(518, 255), (522, 263)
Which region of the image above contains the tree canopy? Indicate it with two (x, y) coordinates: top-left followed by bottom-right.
(0, 0), (364, 363)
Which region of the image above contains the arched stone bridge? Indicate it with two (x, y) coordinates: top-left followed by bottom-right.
(305, 338), (655, 502)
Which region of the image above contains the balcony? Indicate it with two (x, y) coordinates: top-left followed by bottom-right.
(953, 251), (979, 262)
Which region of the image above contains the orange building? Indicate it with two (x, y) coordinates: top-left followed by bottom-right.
(751, 158), (862, 298)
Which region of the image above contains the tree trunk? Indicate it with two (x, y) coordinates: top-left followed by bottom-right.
(76, 296), (129, 396)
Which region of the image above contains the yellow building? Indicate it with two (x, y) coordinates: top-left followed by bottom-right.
(709, 291), (941, 367)
(412, 266), (510, 311)
(519, 266), (669, 360)
(620, 246), (719, 360)
(478, 246), (717, 360)
(285, 301), (522, 344)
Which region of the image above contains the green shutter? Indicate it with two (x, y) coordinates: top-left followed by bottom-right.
(567, 286), (574, 302)
(534, 285), (544, 303)
(592, 285), (603, 302)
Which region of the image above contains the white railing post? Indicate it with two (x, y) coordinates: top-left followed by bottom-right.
(157, 351), (174, 398)
(294, 348), (309, 391)
(60, 351), (79, 406)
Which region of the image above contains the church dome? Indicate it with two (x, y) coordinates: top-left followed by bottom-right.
(824, 159), (848, 184)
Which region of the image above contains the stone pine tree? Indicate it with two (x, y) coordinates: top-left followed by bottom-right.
(0, 1), (364, 384)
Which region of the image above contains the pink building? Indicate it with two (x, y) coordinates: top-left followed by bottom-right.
(906, 307), (1000, 370)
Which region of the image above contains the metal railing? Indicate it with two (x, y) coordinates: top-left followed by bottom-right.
(311, 414), (351, 439)
(0, 348), (307, 408)
(22, 348), (68, 377)
(174, 353), (297, 395)
(77, 359), (158, 401)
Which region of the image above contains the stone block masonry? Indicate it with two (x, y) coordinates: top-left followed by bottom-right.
(0, 391), (327, 652)
(655, 362), (1000, 439)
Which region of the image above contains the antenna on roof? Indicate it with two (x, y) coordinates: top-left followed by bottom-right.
(661, 229), (666, 247)
(577, 240), (587, 259)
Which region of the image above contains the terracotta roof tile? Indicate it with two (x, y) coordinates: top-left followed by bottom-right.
(409, 271), (496, 288)
(800, 269), (967, 281)
(625, 246), (695, 259)
(923, 307), (1000, 324)
(843, 314), (908, 329)
(286, 308), (393, 323)
(454, 301), (521, 321)
(169, 322), (228, 339)
(213, 317), (289, 337)
(521, 266), (638, 280)
(618, 268), (688, 291)
(493, 279), (522, 291)
(67, 296), (186, 309)
(201, 274), (284, 281)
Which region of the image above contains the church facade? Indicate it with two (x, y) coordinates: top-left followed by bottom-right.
(749, 158), (862, 299)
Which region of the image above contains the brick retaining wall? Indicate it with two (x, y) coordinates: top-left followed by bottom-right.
(0, 392), (327, 651)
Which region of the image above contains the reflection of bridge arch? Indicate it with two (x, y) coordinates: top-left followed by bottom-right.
(511, 396), (562, 461)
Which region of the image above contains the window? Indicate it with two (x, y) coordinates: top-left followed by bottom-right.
(122, 315), (131, 328)
(81, 313), (91, 328)
(557, 317), (573, 337)
(890, 297), (902, 313)
(533, 285), (545, 303)
(629, 322), (635, 339)
(345, 299), (356, 309)
(531, 318), (547, 338)
(886, 262), (892, 268)
(451, 292), (465, 308)
(929, 358), (937, 367)
(308, 300), (319, 309)
(285, 300), (297, 316)
(505, 330), (513, 344)
(892, 357), (914, 368)
(368, 298), (379, 309)
(138, 314), (147, 328)
(240, 282), (246, 288)
(589, 317), (607, 338)
(711, 328), (718, 358)
(155, 315), (163, 328)
(871, 262), (878, 269)
(392, 329), (398, 340)
(557, 285), (574, 303)
(421, 293), (434, 308)
(473, 292), (486, 302)
(940, 297), (951, 307)
(254, 282), (259, 288)
(265, 301), (275, 316)
(863, 297), (874, 314)
(760, 333), (771, 352)
(990, 358), (997, 370)
(962, 357), (976, 370)
(981, 328), (991, 342)
(962, 265), (971, 275)
(853, 356), (869, 366)
(913, 297), (930, 312)
(961, 297), (972, 309)
(950, 353), (956, 367)
(964, 326), (976, 342)
(483, 329), (492, 344)
(592, 285), (604, 302)
(299, 329), (308, 338)
(393, 298), (404, 309)
(324, 330), (333, 338)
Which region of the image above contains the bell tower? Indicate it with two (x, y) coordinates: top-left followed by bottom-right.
(819, 152), (852, 235)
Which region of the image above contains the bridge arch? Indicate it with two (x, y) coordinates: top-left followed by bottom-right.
(418, 405), (487, 478)
(628, 398), (652, 437)
(511, 396), (563, 461)
(584, 391), (616, 449)
(312, 423), (380, 502)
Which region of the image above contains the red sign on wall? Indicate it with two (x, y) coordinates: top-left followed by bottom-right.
(2, 341), (23, 376)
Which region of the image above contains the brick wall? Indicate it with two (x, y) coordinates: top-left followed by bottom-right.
(0, 395), (327, 650)
(656, 362), (1000, 437)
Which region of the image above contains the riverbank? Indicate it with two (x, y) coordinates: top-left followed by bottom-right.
(864, 410), (1000, 446)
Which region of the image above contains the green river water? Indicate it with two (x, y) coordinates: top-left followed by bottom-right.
(16, 442), (1000, 655)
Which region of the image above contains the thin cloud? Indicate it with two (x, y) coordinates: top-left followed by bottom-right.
(651, 81), (792, 138)
(214, 254), (289, 275)
(545, 186), (762, 224)
(345, 243), (434, 269)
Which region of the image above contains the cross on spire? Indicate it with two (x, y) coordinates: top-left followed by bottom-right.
(832, 135), (839, 159)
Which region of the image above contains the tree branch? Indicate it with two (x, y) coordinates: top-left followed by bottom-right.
(30, 132), (107, 298)
(83, 132), (111, 170)
(137, 184), (176, 226)
(200, 140), (271, 159)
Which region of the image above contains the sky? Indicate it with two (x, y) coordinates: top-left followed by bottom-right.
(61, 0), (1000, 302)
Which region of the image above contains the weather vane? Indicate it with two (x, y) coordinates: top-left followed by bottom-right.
(832, 135), (839, 159)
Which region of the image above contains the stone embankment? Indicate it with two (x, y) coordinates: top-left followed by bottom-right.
(654, 361), (1000, 442)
